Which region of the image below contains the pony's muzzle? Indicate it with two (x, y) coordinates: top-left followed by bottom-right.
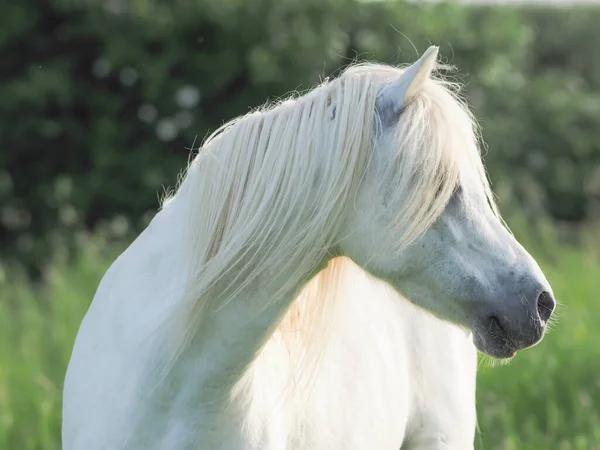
(474, 281), (556, 358)
(492, 287), (556, 349)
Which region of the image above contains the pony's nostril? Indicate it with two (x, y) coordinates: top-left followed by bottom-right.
(536, 291), (556, 323)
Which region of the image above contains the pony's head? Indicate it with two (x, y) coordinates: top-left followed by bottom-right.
(174, 46), (554, 362)
(337, 47), (555, 358)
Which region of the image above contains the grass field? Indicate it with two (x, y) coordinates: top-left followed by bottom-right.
(1, 224), (598, 449)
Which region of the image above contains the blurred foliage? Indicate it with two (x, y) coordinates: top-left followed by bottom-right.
(1, 0), (600, 273)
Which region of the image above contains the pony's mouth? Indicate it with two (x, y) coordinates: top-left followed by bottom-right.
(473, 316), (518, 359)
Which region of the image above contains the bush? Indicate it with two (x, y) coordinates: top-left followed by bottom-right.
(1, 0), (599, 272)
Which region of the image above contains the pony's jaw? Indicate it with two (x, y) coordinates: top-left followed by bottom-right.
(380, 245), (555, 360)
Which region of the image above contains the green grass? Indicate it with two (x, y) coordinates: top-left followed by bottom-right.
(0, 240), (113, 450)
(475, 243), (600, 450)
(0, 228), (598, 449)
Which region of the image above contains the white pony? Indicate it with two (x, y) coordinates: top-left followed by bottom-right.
(62, 47), (556, 449)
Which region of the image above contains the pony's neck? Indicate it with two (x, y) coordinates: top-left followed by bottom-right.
(159, 81), (377, 398)
(164, 184), (333, 399)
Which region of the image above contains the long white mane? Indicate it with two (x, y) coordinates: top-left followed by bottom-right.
(164, 61), (497, 374)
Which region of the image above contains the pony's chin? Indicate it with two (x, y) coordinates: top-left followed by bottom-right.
(478, 343), (517, 359)
(473, 331), (518, 359)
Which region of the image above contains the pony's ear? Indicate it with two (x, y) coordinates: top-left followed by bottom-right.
(376, 46), (439, 124)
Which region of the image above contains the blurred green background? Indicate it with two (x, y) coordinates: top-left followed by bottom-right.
(1, 0), (599, 448)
